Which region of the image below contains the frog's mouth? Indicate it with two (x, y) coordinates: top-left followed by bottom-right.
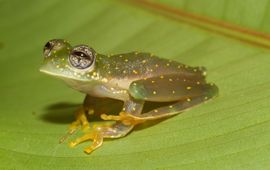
(40, 62), (69, 81)
(39, 64), (91, 82)
(39, 64), (63, 77)
(39, 67), (60, 77)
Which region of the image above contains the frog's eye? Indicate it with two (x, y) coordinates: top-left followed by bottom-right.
(69, 45), (96, 70)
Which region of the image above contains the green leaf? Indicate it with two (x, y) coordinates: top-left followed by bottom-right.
(152, 0), (270, 34)
(1, 0), (270, 169)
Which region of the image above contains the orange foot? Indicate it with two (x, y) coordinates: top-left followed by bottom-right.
(69, 130), (103, 154)
(100, 112), (145, 126)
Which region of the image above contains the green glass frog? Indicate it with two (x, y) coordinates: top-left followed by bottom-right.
(40, 39), (218, 154)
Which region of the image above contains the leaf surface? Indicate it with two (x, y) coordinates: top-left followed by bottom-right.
(0, 0), (270, 169)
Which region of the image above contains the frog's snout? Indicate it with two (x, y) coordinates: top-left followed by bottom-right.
(40, 39), (72, 75)
(43, 39), (71, 58)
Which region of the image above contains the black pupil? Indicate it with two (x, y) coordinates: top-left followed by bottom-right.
(73, 51), (87, 58)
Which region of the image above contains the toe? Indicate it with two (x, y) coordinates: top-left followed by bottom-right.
(84, 147), (94, 154)
(69, 141), (77, 148)
(100, 114), (109, 120)
(81, 123), (90, 132)
(100, 114), (122, 121)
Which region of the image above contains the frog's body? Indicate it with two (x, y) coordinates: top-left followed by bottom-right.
(40, 39), (218, 154)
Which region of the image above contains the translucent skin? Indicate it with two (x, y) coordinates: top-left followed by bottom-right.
(40, 39), (218, 154)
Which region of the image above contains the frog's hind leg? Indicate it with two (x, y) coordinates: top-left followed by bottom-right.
(130, 82), (218, 121)
(102, 84), (218, 125)
(101, 73), (218, 124)
(135, 88), (217, 121)
(69, 122), (134, 154)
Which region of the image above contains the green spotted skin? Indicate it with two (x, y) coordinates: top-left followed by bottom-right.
(96, 52), (206, 81)
(40, 39), (218, 121)
(129, 74), (217, 102)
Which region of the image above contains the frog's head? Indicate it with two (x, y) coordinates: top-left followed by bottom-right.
(40, 39), (97, 82)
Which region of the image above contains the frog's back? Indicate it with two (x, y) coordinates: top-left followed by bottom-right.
(94, 52), (217, 102)
(97, 52), (206, 81)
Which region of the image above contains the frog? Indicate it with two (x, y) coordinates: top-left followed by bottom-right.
(40, 39), (218, 154)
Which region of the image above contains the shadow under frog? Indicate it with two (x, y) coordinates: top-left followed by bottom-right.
(40, 96), (174, 130)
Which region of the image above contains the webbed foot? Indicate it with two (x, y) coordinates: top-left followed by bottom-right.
(69, 130), (103, 154)
(68, 123), (134, 154)
(59, 106), (93, 143)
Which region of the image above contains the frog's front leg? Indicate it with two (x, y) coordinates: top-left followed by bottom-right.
(69, 122), (134, 154)
(59, 95), (94, 143)
(69, 98), (143, 154)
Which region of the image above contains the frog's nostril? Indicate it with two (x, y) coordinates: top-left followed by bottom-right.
(45, 41), (52, 49)
(43, 41), (53, 57)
